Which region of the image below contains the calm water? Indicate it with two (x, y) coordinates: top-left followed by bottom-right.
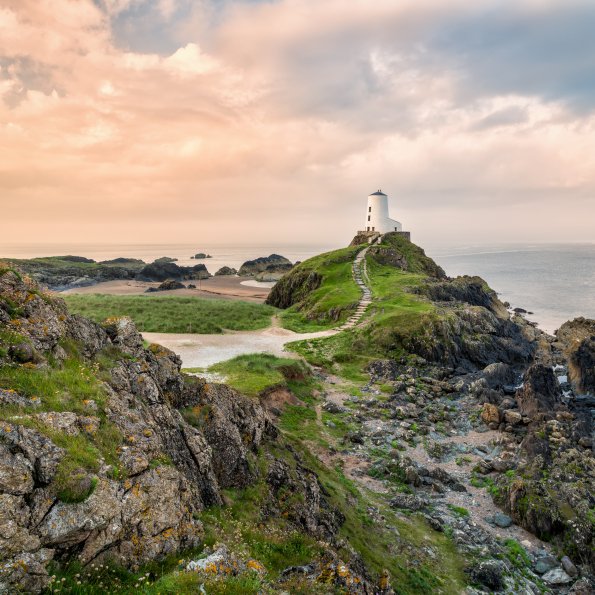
(429, 244), (595, 334)
(1, 241), (593, 334)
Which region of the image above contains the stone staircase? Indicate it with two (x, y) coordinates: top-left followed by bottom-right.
(339, 245), (373, 330)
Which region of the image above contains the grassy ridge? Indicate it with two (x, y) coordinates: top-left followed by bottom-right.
(286, 236), (439, 378)
(63, 294), (276, 334)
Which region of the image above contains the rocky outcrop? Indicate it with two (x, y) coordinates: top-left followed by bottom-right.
(214, 266), (237, 276)
(153, 256), (177, 263)
(238, 254), (293, 277)
(0, 268), (339, 592)
(136, 261), (210, 282)
(191, 253), (212, 259)
(145, 279), (185, 292)
(2, 256), (146, 291)
(350, 231), (381, 246)
(266, 269), (323, 309)
(418, 275), (509, 319)
(515, 364), (562, 418)
(99, 258), (145, 266)
(556, 318), (595, 394)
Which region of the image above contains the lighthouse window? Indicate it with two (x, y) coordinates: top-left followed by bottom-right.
(367, 216), (370, 221)
(368, 206), (371, 212)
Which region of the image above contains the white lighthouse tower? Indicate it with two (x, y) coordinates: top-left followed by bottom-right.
(364, 190), (402, 234)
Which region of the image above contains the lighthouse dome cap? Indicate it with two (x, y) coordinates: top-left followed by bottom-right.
(370, 189), (387, 196)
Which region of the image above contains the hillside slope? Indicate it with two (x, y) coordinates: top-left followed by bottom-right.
(0, 265), (470, 594)
(274, 233), (534, 373)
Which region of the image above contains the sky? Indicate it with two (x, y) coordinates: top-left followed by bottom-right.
(0, 0), (594, 249)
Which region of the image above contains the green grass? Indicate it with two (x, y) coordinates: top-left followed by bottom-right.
(447, 504), (470, 518)
(63, 294), (277, 334)
(278, 246), (362, 332)
(282, 239), (442, 377)
(0, 346), (128, 501)
(503, 538), (531, 569)
(207, 353), (316, 398)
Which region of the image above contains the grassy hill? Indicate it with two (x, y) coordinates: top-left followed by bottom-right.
(267, 245), (362, 331)
(271, 233), (528, 378)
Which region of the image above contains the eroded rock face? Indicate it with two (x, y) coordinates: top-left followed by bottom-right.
(515, 364), (562, 418)
(0, 269), (340, 592)
(555, 318), (595, 394)
(568, 336), (595, 395)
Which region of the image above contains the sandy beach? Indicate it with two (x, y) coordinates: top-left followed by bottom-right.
(61, 276), (271, 303)
(143, 324), (336, 368)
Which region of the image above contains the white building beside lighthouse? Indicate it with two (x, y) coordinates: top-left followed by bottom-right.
(364, 190), (402, 233)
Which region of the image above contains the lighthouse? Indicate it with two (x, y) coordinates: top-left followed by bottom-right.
(364, 190), (402, 234)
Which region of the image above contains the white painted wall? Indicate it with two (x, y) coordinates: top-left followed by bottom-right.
(364, 191), (402, 233)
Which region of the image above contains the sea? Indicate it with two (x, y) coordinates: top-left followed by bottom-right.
(1, 241), (593, 335)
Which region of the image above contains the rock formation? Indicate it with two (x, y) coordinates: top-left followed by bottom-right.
(238, 254), (293, 277)
(0, 268), (337, 592)
(214, 266), (237, 276)
(136, 261), (210, 282)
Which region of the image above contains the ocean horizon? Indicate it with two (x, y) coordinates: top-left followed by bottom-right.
(1, 240), (593, 335)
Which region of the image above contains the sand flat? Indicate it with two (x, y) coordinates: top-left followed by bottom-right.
(61, 276), (270, 302)
(143, 326), (336, 368)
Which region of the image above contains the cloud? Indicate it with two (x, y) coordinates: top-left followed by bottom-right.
(0, 0), (594, 247)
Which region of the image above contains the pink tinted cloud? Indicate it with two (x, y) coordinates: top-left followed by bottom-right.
(0, 0), (594, 246)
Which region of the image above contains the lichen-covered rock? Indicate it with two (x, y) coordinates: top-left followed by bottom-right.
(481, 402), (501, 426)
(0, 548), (54, 593)
(0, 268), (342, 592)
